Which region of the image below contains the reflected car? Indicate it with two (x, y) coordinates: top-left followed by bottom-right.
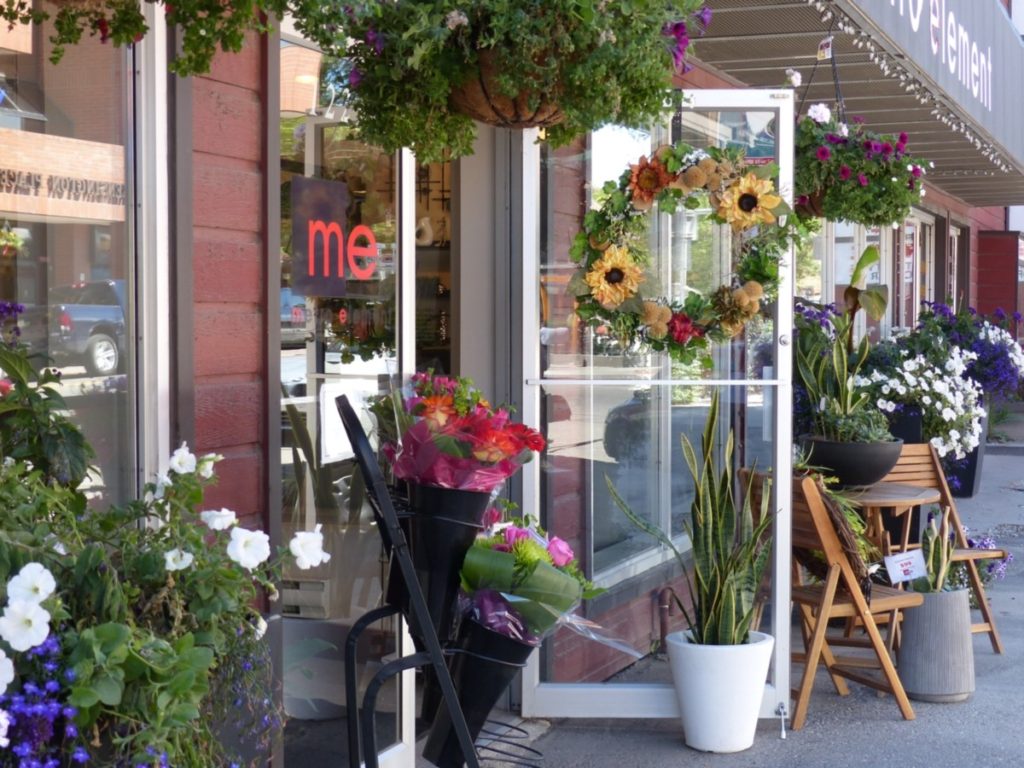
(48, 280), (126, 376)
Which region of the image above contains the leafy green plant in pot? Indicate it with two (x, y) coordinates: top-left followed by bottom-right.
(796, 246), (900, 487)
(608, 391), (773, 753)
(896, 508), (976, 702)
(329, 1), (712, 162)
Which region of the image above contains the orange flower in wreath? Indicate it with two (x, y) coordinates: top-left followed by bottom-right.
(472, 429), (522, 463)
(627, 155), (673, 211)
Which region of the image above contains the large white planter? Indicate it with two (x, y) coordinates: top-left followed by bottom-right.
(665, 630), (774, 753)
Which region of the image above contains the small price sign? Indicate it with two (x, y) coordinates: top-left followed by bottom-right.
(883, 550), (927, 584)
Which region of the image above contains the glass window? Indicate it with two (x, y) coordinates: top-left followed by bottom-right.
(536, 106), (782, 687)
(0, 9), (134, 504)
(277, 38), (404, 763)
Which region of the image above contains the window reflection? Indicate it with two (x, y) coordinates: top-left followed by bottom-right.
(0, 10), (133, 504)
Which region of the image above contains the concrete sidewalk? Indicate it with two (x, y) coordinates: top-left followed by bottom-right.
(526, 454), (1024, 768)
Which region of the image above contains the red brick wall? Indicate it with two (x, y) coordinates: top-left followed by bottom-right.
(190, 37), (267, 528)
(976, 231), (1021, 319)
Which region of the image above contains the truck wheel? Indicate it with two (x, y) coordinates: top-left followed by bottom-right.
(85, 334), (119, 376)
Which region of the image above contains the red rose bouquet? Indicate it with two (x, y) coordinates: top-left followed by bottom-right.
(370, 372), (545, 492)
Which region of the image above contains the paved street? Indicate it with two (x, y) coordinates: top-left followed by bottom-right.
(524, 451), (1024, 768)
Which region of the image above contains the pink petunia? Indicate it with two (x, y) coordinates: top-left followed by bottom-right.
(857, 172), (869, 187)
(816, 146), (831, 162)
(838, 165), (852, 181)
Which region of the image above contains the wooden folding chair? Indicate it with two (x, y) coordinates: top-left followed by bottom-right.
(747, 472), (924, 731)
(881, 443), (1007, 653)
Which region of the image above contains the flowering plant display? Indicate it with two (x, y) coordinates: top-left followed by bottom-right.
(0, 230), (22, 259)
(860, 344), (985, 460)
(370, 372), (546, 492)
(458, 520), (600, 645)
(904, 302), (1024, 399)
(794, 307), (893, 443)
(948, 526), (1014, 603)
(329, 0), (711, 161)
(568, 141), (799, 364)
(0, 334), (329, 766)
(794, 102), (930, 227)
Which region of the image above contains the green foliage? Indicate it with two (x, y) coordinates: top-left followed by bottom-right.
(914, 508), (954, 593)
(608, 391), (773, 645)
(332, 0), (707, 161)
(0, 344), (92, 487)
(794, 110), (930, 227)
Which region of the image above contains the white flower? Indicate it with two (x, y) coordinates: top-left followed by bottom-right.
(0, 650), (13, 697)
(445, 10), (468, 29)
(785, 68), (802, 88)
(922, 395), (932, 405)
(197, 453), (223, 480)
(289, 524), (332, 571)
(0, 708), (9, 748)
(942, 407), (957, 422)
(838, 122), (849, 137)
(153, 472), (172, 500)
(882, 385), (891, 394)
(169, 442), (197, 474)
(200, 508), (237, 531)
(599, 28), (616, 45)
(807, 103), (831, 123)
(226, 527), (271, 571)
(164, 548), (194, 572)
(252, 615), (268, 640)
(6, 563), (56, 605)
(0, 600), (50, 651)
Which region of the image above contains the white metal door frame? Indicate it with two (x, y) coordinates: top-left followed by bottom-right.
(519, 88), (794, 721)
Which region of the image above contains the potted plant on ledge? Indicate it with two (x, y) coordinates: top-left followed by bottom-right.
(609, 391), (773, 753)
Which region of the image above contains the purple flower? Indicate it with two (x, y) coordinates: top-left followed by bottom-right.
(899, 131), (908, 144)
(693, 5), (713, 31)
(857, 172), (869, 187)
(881, 142), (894, 156)
(796, 194), (809, 205)
(994, 307), (1007, 322)
(911, 165), (922, 178)
(838, 164), (851, 180)
(852, 115), (865, 124)
(662, 21), (690, 71)
(348, 68), (363, 89)
(366, 27), (383, 54)
(1013, 311), (1022, 322)
(816, 145), (831, 162)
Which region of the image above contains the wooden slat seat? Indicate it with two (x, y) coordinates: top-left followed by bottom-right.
(880, 443), (1006, 653)
(745, 472), (924, 731)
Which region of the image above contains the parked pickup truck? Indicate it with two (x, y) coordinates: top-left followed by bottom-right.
(49, 280), (127, 376)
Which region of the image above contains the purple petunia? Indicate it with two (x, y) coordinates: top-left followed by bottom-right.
(662, 21), (690, 71)
(839, 165), (852, 180)
(857, 172), (869, 187)
(816, 145), (831, 162)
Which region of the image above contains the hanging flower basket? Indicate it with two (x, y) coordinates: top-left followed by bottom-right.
(794, 103), (932, 227)
(337, 1), (713, 162)
(448, 49), (566, 130)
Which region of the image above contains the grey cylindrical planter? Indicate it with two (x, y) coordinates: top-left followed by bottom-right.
(897, 589), (975, 702)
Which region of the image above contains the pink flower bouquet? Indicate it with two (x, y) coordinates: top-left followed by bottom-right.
(371, 372), (546, 492)
(459, 523), (600, 645)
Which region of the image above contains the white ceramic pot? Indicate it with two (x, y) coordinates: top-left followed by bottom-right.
(665, 630), (774, 753)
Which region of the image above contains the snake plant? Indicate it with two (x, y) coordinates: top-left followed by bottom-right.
(608, 391), (773, 645)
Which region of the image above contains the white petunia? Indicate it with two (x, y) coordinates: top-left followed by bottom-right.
(785, 68), (802, 88)
(226, 527), (271, 571)
(197, 453), (223, 480)
(807, 103), (831, 123)
(200, 508), (237, 531)
(0, 600), (50, 651)
(169, 442), (197, 475)
(0, 708), (9, 748)
(152, 472), (172, 500)
(837, 122), (849, 137)
(0, 650), (13, 697)
(942, 407), (957, 422)
(252, 615), (268, 640)
(289, 524), (332, 571)
(6, 563), (56, 605)
(164, 548), (194, 572)
(922, 395), (932, 405)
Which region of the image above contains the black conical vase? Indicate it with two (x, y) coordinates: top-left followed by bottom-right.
(422, 620), (537, 768)
(406, 483), (491, 646)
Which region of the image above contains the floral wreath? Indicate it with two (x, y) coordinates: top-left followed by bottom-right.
(568, 143), (799, 364)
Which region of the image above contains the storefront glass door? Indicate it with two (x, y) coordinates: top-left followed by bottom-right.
(276, 35), (415, 766)
(520, 89), (793, 719)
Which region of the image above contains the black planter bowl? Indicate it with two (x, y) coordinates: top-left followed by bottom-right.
(801, 436), (904, 488)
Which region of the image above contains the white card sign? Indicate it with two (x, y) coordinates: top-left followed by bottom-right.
(817, 36), (833, 61)
(884, 550), (928, 584)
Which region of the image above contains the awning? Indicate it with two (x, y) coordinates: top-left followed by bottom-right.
(696, 0), (1024, 206)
